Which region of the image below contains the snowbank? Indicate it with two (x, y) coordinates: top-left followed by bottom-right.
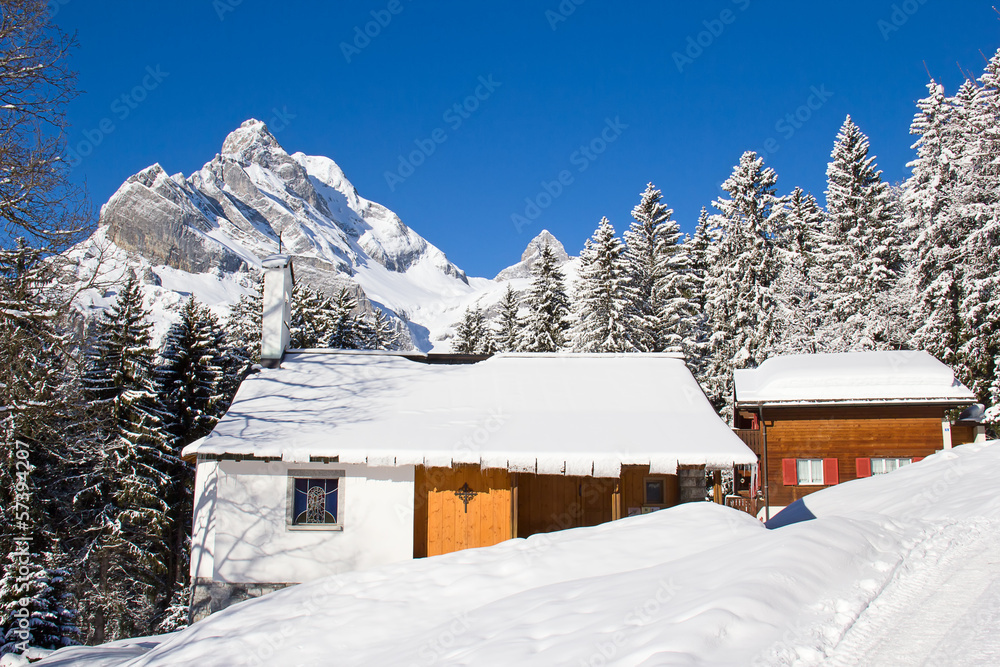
(185, 351), (757, 474)
(734, 350), (975, 406)
(38, 441), (1000, 666)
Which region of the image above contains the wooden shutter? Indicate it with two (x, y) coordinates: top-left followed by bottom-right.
(822, 458), (839, 485)
(856, 458), (871, 478)
(782, 459), (797, 486)
(912, 456), (924, 462)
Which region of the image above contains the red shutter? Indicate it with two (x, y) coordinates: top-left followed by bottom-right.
(823, 458), (840, 485)
(782, 459), (797, 486)
(856, 458), (871, 478)
(912, 457), (924, 462)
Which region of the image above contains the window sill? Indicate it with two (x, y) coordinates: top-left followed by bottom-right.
(286, 524), (344, 532)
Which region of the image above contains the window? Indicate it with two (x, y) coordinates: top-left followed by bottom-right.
(644, 479), (665, 505)
(871, 458), (911, 475)
(796, 459), (824, 485)
(287, 470), (344, 530)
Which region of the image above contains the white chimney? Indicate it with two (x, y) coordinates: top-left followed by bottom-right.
(260, 254), (293, 368)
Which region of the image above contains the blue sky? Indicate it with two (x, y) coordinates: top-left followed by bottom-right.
(55, 1), (999, 278)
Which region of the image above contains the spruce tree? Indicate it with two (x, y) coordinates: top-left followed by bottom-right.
(622, 183), (674, 351)
(493, 284), (523, 353)
(327, 288), (361, 350)
(956, 51), (1000, 404)
(773, 187), (828, 354)
(361, 309), (401, 351)
(453, 306), (496, 355)
(78, 274), (173, 643)
(522, 245), (571, 352)
(703, 152), (785, 415)
(823, 116), (904, 350)
(574, 218), (636, 353)
(289, 284), (333, 349)
(226, 274), (263, 363)
(905, 80), (967, 375)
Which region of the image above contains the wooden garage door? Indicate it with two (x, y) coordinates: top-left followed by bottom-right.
(516, 474), (616, 538)
(414, 465), (513, 558)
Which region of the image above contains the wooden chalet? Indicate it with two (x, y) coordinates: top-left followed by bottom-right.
(182, 256), (757, 620)
(732, 351), (978, 519)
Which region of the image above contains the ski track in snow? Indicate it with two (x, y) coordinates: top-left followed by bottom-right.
(821, 519), (1000, 667)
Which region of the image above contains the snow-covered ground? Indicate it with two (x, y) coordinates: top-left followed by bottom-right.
(34, 441), (1000, 667)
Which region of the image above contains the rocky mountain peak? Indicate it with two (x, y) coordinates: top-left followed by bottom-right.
(494, 229), (571, 281)
(221, 118), (284, 165)
(521, 229), (568, 264)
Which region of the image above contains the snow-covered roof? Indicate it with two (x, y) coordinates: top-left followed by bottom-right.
(185, 351), (756, 474)
(733, 350), (976, 407)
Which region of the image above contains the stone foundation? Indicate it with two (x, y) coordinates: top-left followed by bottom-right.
(190, 578), (292, 623)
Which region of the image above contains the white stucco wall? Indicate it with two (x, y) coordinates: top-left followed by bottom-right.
(190, 459), (415, 584)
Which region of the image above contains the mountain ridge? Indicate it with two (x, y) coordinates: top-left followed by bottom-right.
(70, 119), (573, 351)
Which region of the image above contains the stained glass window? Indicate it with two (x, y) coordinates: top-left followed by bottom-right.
(292, 478), (338, 525)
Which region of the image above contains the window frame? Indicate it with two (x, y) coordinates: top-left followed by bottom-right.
(870, 457), (912, 475)
(796, 459), (824, 486)
(286, 469), (345, 531)
(643, 477), (667, 506)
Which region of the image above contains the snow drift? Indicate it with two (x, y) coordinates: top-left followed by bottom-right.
(36, 440), (1000, 666)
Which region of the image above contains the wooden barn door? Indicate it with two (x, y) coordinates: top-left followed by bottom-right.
(516, 474), (616, 538)
(414, 465), (513, 558)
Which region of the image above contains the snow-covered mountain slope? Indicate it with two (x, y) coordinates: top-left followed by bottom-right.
(70, 119), (541, 351)
(35, 441), (1000, 666)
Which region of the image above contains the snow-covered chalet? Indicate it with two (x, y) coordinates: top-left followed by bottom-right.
(732, 351), (979, 520)
(182, 255), (757, 620)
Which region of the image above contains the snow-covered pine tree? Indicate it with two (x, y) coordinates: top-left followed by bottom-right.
(153, 295), (230, 615)
(687, 209), (713, 311)
(772, 187), (828, 354)
(678, 208), (716, 381)
(653, 211), (702, 361)
(452, 306), (496, 355)
(0, 244), (81, 655)
(226, 274), (263, 363)
(493, 284), (523, 353)
(823, 116), (905, 350)
(1, 537), (79, 654)
(574, 218), (637, 353)
(78, 273), (173, 643)
(156, 296), (227, 448)
(905, 79), (967, 376)
(956, 50), (1000, 404)
(289, 284), (333, 349)
(361, 309), (402, 351)
(327, 288), (361, 350)
(522, 245), (571, 352)
(622, 183), (673, 352)
(703, 152), (785, 416)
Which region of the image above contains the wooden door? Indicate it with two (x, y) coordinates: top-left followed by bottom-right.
(414, 465), (513, 558)
(516, 474), (616, 538)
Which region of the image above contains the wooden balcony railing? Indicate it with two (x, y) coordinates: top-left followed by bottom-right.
(725, 495), (758, 516)
(732, 429), (763, 458)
